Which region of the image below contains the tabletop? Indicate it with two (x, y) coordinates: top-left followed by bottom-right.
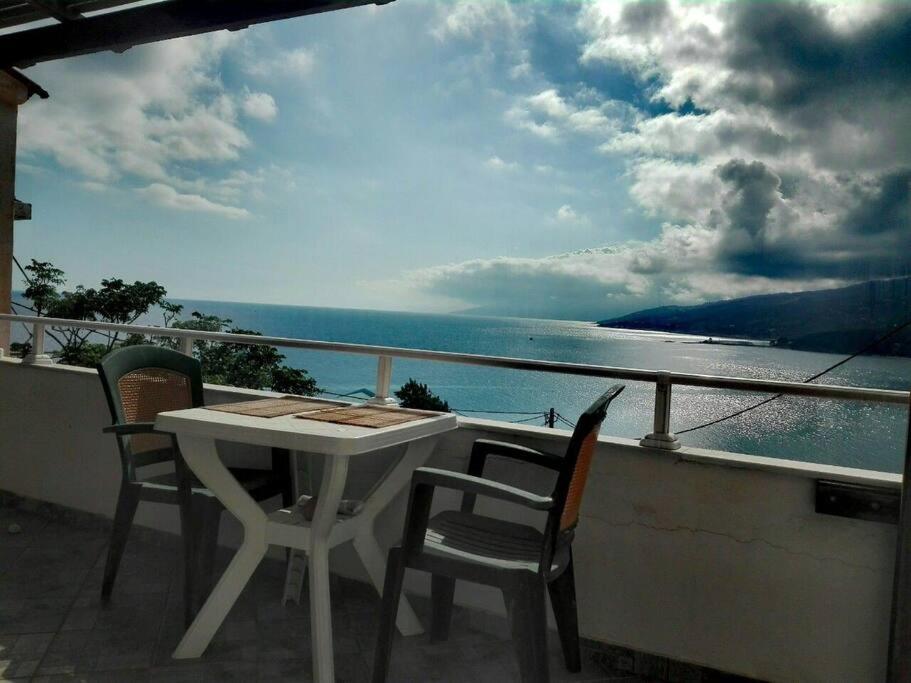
(155, 403), (458, 455)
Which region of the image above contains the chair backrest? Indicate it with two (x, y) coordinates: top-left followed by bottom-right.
(98, 345), (204, 460)
(543, 385), (624, 568)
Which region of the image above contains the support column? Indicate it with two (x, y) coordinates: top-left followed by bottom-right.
(0, 72), (29, 357)
(639, 372), (681, 450)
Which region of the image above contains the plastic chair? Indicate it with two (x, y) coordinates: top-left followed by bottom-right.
(372, 385), (625, 683)
(97, 344), (293, 625)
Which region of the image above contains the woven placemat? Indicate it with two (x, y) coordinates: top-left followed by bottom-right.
(295, 405), (435, 428)
(205, 397), (345, 418)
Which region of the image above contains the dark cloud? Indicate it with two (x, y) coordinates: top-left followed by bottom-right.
(620, 0), (670, 35)
(844, 169), (911, 236)
(717, 159), (780, 238)
(712, 160), (801, 277)
(724, 2), (911, 114)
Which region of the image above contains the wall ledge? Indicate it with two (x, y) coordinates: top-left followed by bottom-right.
(458, 417), (901, 488)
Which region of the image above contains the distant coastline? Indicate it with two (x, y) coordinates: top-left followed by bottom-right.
(597, 276), (911, 359)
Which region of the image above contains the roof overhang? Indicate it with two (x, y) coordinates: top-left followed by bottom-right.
(0, 0), (392, 68)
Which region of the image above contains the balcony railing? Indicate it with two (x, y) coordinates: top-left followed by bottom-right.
(1, 312), (908, 452)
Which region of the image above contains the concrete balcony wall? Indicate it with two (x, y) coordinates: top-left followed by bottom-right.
(0, 358), (900, 681)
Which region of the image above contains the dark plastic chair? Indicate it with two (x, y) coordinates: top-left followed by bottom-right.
(372, 385), (625, 683)
(97, 344), (293, 625)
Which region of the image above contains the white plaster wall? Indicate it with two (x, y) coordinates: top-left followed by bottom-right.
(0, 359), (901, 681)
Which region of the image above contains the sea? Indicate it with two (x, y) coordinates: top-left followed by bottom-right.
(162, 299), (911, 474)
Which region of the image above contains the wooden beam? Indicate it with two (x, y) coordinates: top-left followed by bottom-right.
(889, 393), (911, 682)
(0, 72), (27, 355)
(14, 198), (30, 220)
(0, 0), (392, 68)
(25, 0), (83, 23)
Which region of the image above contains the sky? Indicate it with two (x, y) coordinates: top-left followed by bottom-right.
(12, 0), (911, 320)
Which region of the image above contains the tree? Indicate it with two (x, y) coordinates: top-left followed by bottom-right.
(47, 278), (168, 364)
(394, 378), (450, 412)
(23, 260), (64, 316)
(170, 313), (318, 395)
(17, 260), (319, 396)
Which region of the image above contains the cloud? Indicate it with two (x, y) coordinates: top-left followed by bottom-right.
(484, 155), (519, 172)
(406, 228), (842, 319)
(431, 1), (529, 42)
(245, 47), (317, 79)
(78, 181), (108, 193)
(137, 183), (250, 220)
(506, 87), (639, 141)
(241, 91), (278, 122)
(579, 0), (911, 175)
(555, 204), (590, 226)
(406, 0), (911, 318)
(18, 33), (265, 217)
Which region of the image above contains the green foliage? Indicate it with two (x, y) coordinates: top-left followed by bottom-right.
(9, 342), (30, 359)
(20, 261), (319, 396)
(23, 260), (64, 316)
(21, 261), (172, 367)
(394, 378), (450, 412)
(57, 342), (110, 367)
(171, 313), (319, 395)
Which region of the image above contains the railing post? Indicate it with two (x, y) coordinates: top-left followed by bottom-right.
(888, 393), (911, 682)
(179, 335), (194, 356)
(22, 322), (52, 365)
(640, 372), (680, 450)
(366, 355), (397, 405)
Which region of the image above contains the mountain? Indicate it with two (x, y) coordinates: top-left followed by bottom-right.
(598, 277), (911, 356)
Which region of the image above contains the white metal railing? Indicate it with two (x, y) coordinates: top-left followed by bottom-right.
(1, 313), (909, 450)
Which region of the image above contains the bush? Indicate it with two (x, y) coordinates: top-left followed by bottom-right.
(394, 378), (450, 412)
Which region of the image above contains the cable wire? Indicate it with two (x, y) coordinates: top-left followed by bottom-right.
(508, 413), (548, 424)
(677, 317), (911, 435)
(12, 255), (31, 285)
(554, 413), (576, 428)
(448, 408), (545, 415)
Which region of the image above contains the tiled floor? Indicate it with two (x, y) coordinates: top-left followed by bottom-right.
(0, 503), (650, 682)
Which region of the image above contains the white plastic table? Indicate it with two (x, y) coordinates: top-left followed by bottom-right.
(155, 403), (457, 683)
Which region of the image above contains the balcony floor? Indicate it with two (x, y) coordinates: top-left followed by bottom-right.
(0, 503), (650, 682)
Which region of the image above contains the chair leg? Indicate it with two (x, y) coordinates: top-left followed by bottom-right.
(503, 575), (550, 683)
(101, 483), (141, 604)
(177, 484), (197, 628)
(191, 496), (222, 623)
(548, 558), (581, 673)
(430, 574), (456, 642)
(372, 547), (407, 683)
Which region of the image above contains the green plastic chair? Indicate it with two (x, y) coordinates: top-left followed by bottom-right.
(372, 385), (625, 683)
(97, 345), (293, 625)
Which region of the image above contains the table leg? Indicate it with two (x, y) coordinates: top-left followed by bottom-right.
(309, 455), (350, 683)
(172, 434), (268, 659)
(354, 437), (440, 637)
(283, 451), (308, 606)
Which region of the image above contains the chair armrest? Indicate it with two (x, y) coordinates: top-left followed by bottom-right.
(102, 422), (171, 436)
(401, 467), (554, 554)
(414, 467), (554, 511)
(467, 439), (562, 477)
(462, 440), (561, 514)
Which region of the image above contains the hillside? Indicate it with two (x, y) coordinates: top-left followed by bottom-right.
(598, 277), (911, 356)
